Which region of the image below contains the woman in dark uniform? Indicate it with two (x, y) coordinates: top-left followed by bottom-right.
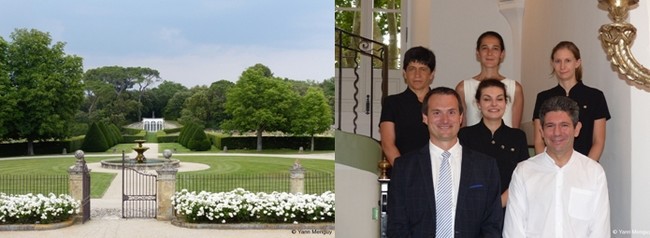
(458, 79), (529, 208)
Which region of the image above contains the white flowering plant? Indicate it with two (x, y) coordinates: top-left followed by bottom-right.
(172, 188), (335, 224)
(0, 193), (80, 225)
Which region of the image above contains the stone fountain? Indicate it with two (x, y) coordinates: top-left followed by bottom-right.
(100, 140), (180, 170)
(133, 139), (148, 163)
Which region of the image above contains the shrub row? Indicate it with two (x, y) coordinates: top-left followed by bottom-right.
(122, 130), (146, 143)
(221, 136), (334, 151)
(163, 127), (181, 134)
(0, 137), (85, 157)
(123, 127), (143, 135)
(206, 132), (226, 150)
(81, 122), (123, 152)
(158, 135), (179, 143)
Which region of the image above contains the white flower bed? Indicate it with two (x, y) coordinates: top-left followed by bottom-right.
(0, 193), (79, 224)
(172, 188), (335, 224)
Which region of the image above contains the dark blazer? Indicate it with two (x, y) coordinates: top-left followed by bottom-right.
(387, 145), (503, 238)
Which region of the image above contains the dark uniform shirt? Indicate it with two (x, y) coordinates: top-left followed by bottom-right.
(532, 82), (611, 156)
(380, 88), (429, 156)
(458, 119), (529, 193)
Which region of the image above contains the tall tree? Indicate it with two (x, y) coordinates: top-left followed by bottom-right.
(221, 64), (299, 151)
(148, 80), (187, 119)
(164, 90), (192, 120)
(290, 87), (333, 151)
(1, 29), (84, 155)
(179, 86), (210, 126)
(130, 67), (161, 121)
(0, 37), (14, 138)
(206, 80), (234, 129)
(320, 77), (335, 123)
(83, 66), (161, 126)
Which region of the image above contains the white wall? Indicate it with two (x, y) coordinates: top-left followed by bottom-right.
(629, 2), (650, 235)
(411, 0), (514, 89)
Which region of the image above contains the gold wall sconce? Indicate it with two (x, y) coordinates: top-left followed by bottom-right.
(598, 0), (650, 86)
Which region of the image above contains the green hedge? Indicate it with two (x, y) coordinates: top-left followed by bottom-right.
(163, 127), (181, 134)
(206, 133), (226, 150)
(122, 130), (147, 143)
(0, 137), (85, 157)
(221, 136), (334, 150)
(82, 122), (110, 152)
(123, 127), (143, 135)
(158, 135), (179, 143)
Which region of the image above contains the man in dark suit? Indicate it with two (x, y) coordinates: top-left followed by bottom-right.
(387, 87), (503, 238)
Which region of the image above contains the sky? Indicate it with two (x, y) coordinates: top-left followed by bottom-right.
(0, 1), (334, 88)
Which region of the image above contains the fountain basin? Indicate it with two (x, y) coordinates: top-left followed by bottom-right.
(100, 158), (180, 170)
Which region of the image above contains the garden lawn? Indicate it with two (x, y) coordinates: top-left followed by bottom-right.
(0, 152), (334, 198)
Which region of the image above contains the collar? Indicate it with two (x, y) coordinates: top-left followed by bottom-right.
(477, 118), (507, 135)
(429, 140), (462, 158)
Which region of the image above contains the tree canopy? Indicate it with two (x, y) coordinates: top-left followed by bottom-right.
(221, 64), (299, 151)
(0, 28), (84, 155)
(290, 87), (333, 151)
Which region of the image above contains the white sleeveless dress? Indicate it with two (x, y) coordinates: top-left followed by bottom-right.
(462, 78), (517, 127)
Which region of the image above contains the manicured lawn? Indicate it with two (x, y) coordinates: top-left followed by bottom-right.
(0, 149), (334, 198)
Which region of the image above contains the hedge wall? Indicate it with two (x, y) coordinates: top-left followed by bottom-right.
(0, 137), (85, 157)
(221, 136), (334, 151)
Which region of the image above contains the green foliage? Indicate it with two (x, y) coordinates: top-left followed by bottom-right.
(123, 127), (143, 135)
(221, 136), (334, 151)
(206, 132), (227, 150)
(0, 137), (85, 157)
(221, 64), (299, 151)
(145, 131), (158, 143)
(188, 125), (211, 151)
(165, 90), (192, 120)
(148, 81), (187, 120)
(180, 123), (198, 147)
(81, 122), (109, 152)
(82, 66), (161, 126)
(0, 28), (84, 155)
(98, 121), (115, 147)
(163, 127), (181, 134)
(109, 124), (123, 143)
(157, 135), (179, 143)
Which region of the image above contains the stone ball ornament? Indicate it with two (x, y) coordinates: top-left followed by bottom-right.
(74, 150), (85, 161)
(163, 149), (173, 159)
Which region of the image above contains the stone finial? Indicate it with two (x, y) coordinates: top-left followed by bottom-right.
(74, 150), (85, 161)
(163, 149), (173, 160)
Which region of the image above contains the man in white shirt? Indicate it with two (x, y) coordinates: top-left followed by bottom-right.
(503, 96), (610, 237)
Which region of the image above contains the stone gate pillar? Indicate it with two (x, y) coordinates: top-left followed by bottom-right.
(290, 159), (305, 194)
(156, 149), (178, 221)
(68, 150), (89, 220)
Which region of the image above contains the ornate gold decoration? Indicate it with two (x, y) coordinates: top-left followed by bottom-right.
(598, 0), (650, 86)
(378, 157), (391, 180)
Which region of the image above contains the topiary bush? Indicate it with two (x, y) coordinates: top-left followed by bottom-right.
(188, 125), (211, 151)
(81, 122), (109, 152)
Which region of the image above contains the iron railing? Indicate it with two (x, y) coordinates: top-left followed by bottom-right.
(176, 172), (334, 195)
(335, 27), (389, 137)
(0, 174), (69, 195)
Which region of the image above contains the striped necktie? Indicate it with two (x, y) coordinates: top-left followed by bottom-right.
(436, 150), (453, 237)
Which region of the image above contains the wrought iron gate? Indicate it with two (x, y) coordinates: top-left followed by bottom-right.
(122, 153), (157, 218)
(81, 159), (91, 223)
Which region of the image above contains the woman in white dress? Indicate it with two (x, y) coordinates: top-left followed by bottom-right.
(455, 31), (524, 128)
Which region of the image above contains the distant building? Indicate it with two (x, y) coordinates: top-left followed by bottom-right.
(143, 118), (164, 132)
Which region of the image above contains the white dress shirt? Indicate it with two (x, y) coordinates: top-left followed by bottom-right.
(503, 150), (611, 238)
(429, 140), (463, 237)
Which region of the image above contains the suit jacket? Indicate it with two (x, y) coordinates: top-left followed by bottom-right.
(387, 145), (503, 238)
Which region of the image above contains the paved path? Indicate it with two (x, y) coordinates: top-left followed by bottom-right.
(2, 145), (335, 238)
